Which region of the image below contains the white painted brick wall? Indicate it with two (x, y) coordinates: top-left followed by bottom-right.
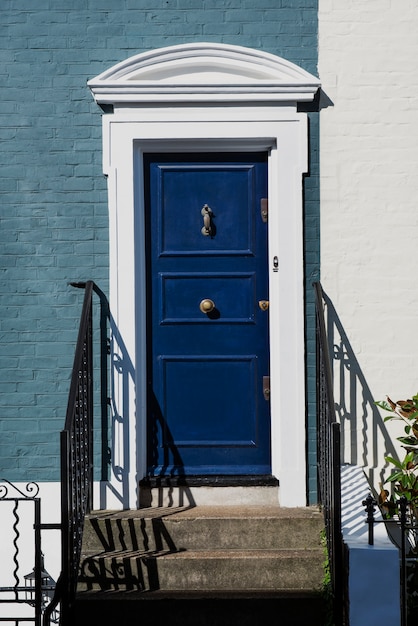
(319, 1), (418, 477)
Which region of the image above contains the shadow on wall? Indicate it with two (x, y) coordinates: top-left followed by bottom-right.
(322, 290), (399, 494)
(101, 313), (191, 510)
(105, 315), (135, 510)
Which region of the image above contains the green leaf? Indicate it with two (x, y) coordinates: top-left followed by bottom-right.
(384, 415), (399, 423)
(375, 400), (393, 412)
(405, 451), (415, 464)
(385, 456), (403, 469)
(386, 471), (405, 483)
(398, 436), (418, 446)
(399, 474), (414, 488)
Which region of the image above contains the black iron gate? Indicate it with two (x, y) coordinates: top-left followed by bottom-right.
(0, 480), (59, 626)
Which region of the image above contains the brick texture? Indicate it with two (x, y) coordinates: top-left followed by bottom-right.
(0, 1), (319, 492)
(319, 0), (418, 379)
(319, 1), (418, 487)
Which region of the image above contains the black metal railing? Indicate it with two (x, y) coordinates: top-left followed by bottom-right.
(313, 281), (345, 625)
(60, 281), (94, 626)
(0, 480), (57, 626)
(44, 281), (108, 626)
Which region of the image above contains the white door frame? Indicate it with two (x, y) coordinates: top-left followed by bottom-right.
(88, 43), (320, 509)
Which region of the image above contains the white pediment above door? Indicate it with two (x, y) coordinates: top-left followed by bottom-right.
(88, 42), (320, 104)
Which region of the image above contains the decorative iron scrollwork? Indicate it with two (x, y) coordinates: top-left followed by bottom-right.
(0, 479), (40, 499)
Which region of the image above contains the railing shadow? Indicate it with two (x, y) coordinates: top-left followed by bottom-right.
(78, 511), (189, 592)
(321, 288), (399, 494)
(104, 313), (196, 511)
(104, 315), (135, 510)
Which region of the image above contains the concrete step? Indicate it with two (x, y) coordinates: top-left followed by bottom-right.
(75, 504), (327, 625)
(77, 505), (325, 594)
(81, 505), (324, 553)
(78, 547), (324, 592)
(138, 482), (280, 508)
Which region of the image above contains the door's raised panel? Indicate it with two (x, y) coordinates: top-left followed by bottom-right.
(160, 272), (256, 324)
(159, 355), (258, 447)
(156, 164), (256, 256)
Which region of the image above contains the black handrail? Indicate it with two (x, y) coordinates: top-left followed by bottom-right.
(43, 281), (98, 626)
(61, 281), (94, 626)
(313, 281), (345, 625)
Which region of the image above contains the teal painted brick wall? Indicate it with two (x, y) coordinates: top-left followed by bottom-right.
(1, 0), (319, 496)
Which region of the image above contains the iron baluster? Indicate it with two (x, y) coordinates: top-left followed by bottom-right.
(362, 493), (377, 546)
(313, 281), (345, 626)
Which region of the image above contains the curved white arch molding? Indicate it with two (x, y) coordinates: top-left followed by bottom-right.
(88, 42), (320, 103)
(89, 44), (320, 510)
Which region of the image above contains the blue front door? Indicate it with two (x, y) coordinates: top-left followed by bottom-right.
(145, 153), (270, 476)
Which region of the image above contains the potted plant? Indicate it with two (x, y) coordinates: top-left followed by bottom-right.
(375, 394), (418, 520)
(375, 395), (418, 620)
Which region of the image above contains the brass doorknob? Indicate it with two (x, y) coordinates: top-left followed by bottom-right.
(199, 298), (215, 314)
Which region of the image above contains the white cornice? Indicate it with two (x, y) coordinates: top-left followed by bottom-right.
(88, 43), (320, 105)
